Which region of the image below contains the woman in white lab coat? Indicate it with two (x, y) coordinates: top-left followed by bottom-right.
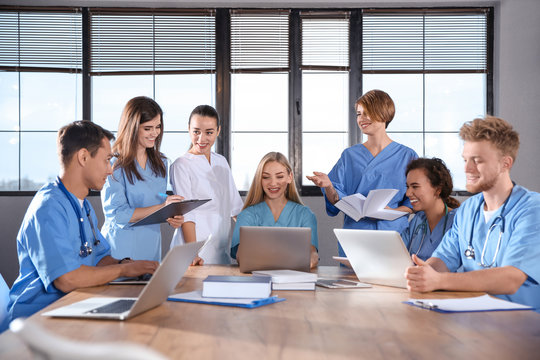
(169, 105), (243, 265)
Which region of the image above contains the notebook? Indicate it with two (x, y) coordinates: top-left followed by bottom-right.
(238, 226), (311, 273)
(334, 229), (413, 288)
(42, 240), (205, 320)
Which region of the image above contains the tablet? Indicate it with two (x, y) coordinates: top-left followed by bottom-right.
(131, 199), (211, 227)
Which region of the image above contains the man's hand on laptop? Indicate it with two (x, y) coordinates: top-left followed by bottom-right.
(120, 260), (159, 278)
(404, 254), (441, 293)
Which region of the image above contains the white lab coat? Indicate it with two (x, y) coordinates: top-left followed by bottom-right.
(169, 152), (243, 264)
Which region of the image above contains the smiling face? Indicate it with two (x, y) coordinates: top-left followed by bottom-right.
(462, 140), (509, 194)
(188, 114), (220, 158)
(356, 104), (385, 136)
(261, 161), (293, 201)
(83, 137), (114, 191)
(406, 168), (441, 212)
(137, 115), (161, 151)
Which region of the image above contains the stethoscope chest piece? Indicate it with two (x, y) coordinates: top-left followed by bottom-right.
(464, 245), (475, 260)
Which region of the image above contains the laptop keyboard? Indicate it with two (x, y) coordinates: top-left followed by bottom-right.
(86, 299), (136, 314)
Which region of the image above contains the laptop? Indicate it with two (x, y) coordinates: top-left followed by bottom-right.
(334, 229), (413, 288)
(42, 240), (205, 320)
(238, 226), (311, 273)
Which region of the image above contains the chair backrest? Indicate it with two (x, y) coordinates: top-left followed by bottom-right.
(0, 274), (10, 333)
(9, 318), (168, 360)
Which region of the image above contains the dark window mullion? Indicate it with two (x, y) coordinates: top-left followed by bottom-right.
(215, 9), (231, 162)
(349, 9), (362, 147)
(289, 10), (302, 192)
(82, 7), (91, 121)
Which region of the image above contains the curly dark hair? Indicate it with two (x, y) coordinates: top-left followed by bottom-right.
(406, 158), (460, 209)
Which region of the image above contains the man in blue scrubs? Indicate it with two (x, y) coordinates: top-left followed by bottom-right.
(7, 121), (159, 321)
(405, 116), (540, 311)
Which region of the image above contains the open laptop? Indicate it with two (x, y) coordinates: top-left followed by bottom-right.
(238, 226), (311, 273)
(334, 229), (413, 288)
(42, 240), (205, 320)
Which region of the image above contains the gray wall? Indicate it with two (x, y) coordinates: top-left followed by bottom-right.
(0, 195), (343, 286)
(1, 0), (540, 287)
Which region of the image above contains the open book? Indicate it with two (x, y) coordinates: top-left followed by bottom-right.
(334, 189), (408, 222)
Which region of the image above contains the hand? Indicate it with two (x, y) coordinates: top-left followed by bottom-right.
(164, 194), (184, 206)
(306, 172), (332, 188)
(310, 249), (319, 269)
(191, 256), (204, 266)
(167, 215), (184, 228)
(404, 254), (440, 293)
(120, 260), (159, 278)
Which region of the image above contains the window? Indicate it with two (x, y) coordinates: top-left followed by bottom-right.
(362, 10), (489, 189)
(301, 13), (350, 185)
(0, 10), (82, 190)
(230, 11), (290, 191)
(0, 6), (491, 194)
(90, 10), (216, 163)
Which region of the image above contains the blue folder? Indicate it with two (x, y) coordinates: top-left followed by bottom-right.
(168, 290), (285, 309)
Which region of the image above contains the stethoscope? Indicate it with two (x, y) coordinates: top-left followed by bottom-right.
(56, 177), (100, 257)
(408, 203), (449, 255)
(464, 190), (512, 268)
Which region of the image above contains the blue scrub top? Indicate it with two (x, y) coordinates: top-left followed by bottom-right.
(401, 209), (457, 261)
(323, 141), (417, 256)
(8, 181), (110, 321)
(230, 201), (318, 259)
(101, 158), (167, 261)
(433, 185), (540, 311)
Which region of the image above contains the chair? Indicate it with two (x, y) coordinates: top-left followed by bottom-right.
(9, 318), (168, 360)
(0, 274), (10, 333)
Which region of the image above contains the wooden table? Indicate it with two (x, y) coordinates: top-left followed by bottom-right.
(1, 265), (539, 360)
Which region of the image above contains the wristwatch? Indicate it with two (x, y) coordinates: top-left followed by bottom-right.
(118, 257), (132, 264)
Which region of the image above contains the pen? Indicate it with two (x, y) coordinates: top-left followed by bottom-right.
(414, 300), (438, 310)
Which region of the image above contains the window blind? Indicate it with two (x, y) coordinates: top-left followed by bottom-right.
(0, 11), (82, 71)
(90, 11), (216, 74)
(363, 12), (487, 72)
(301, 15), (350, 69)
(230, 10), (289, 71)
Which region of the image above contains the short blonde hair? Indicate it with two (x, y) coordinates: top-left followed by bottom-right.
(243, 152), (303, 210)
(355, 89), (395, 128)
(459, 116), (520, 161)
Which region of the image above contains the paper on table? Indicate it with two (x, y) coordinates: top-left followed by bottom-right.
(404, 294), (534, 313)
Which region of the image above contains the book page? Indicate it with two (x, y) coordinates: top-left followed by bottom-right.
(364, 189), (398, 214)
(335, 193), (366, 221)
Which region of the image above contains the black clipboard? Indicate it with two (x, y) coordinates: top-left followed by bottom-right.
(130, 199), (211, 227)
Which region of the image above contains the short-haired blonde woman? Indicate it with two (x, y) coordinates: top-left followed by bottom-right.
(101, 96), (184, 262)
(307, 89), (418, 256)
(231, 152), (319, 268)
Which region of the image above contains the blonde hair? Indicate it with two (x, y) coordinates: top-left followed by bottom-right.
(459, 116), (520, 161)
(113, 96), (166, 184)
(243, 152), (303, 210)
(355, 89), (395, 128)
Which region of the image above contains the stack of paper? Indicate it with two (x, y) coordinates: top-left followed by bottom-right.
(252, 269), (318, 290)
(202, 275), (272, 298)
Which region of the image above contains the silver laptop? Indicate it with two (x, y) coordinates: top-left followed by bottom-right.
(334, 229), (413, 288)
(238, 226), (311, 273)
(42, 241), (204, 320)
